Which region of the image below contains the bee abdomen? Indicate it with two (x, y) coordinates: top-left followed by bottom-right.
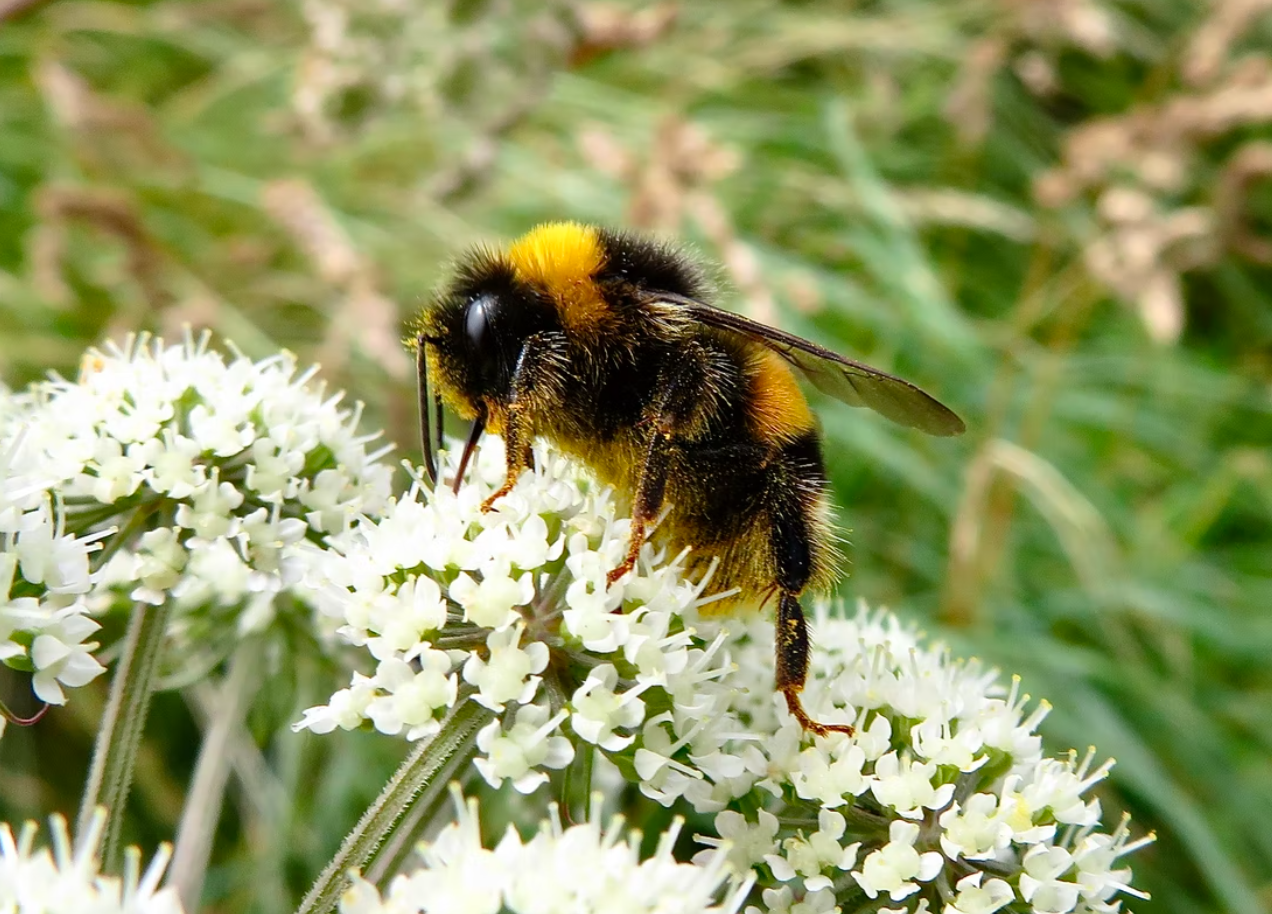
(669, 427), (836, 608)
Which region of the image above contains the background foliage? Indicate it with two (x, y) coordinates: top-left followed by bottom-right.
(1, 1), (1270, 912)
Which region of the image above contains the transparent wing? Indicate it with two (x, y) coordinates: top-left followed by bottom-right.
(665, 295), (966, 436)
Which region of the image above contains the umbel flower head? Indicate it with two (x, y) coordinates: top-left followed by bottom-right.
(297, 438), (1152, 914)
(1, 331), (394, 706)
(339, 785), (753, 914)
(0, 808), (183, 914)
(296, 436), (719, 792)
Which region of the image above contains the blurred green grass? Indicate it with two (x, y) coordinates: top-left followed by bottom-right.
(1, 1), (1271, 912)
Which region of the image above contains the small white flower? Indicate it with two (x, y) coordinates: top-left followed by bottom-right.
(139, 432), (205, 498)
(364, 576), (448, 660)
(569, 663), (647, 750)
(29, 608), (105, 705)
(851, 820), (943, 902)
(764, 809), (860, 892)
(131, 527), (188, 603)
(300, 468), (361, 534)
(174, 477), (244, 541)
(976, 676), (1046, 762)
(244, 437), (304, 499)
(1070, 824), (1153, 907)
(474, 703), (574, 794)
(238, 506), (307, 578)
(790, 740), (869, 808)
(448, 560), (534, 629)
(86, 438), (146, 503)
(1019, 753), (1110, 827)
(910, 717), (987, 772)
(293, 673), (377, 734)
(365, 651), (458, 739)
(462, 623), (548, 712)
(12, 500), (95, 596)
(993, 775), (1059, 845)
(694, 809), (780, 875)
(869, 752), (956, 819)
(187, 401), (255, 458)
(622, 608), (692, 684)
(938, 793), (1013, 861)
(1018, 845), (1080, 914)
(633, 712), (712, 806)
(747, 884), (839, 914)
(501, 512), (557, 569)
(945, 872), (1015, 914)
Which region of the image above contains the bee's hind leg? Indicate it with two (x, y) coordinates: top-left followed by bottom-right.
(770, 468), (854, 737)
(776, 591), (854, 737)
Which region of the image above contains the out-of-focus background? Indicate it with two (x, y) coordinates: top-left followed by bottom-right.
(1, 1), (1269, 912)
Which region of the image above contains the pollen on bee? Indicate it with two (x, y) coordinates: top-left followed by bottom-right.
(505, 222), (609, 333)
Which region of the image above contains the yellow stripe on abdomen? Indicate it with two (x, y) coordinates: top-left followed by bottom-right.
(745, 347), (815, 445)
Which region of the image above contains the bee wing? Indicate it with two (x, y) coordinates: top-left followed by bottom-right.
(668, 296), (966, 436)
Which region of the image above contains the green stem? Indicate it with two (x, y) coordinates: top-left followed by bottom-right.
(76, 598), (173, 870)
(562, 743), (595, 826)
(294, 694), (492, 914)
(87, 498), (163, 570)
(362, 765), (476, 887)
(168, 637), (263, 911)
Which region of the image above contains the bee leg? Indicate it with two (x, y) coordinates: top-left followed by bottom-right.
(776, 592), (853, 737)
(771, 485), (854, 737)
(481, 333), (565, 513)
(606, 342), (714, 589)
(480, 408), (526, 513)
(606, 428), (672, 588)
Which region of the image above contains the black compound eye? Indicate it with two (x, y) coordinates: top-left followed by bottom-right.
(463, 293), (490, 350)
(464, 294), (506, 382)
(465, 294), (492, 351)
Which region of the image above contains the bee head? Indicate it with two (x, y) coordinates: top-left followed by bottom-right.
(420, 249), (558, 421)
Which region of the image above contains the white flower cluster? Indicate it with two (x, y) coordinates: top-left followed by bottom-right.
(1, 332), (393, 706)
(296, 437), (1150, 913)
(338, 786), (752, 914)
(0, 809), (183, 914)
(1, 397), (107, 705)
(296, 437), (725, 793)
(682, 611), (1153, 914)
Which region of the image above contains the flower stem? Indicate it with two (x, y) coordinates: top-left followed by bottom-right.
(84, 497), (162, 570)
(294, 693), (492, 914)
(361, 767), (475, 887)
(168, 636), (263, 911)
(76, 598), (173, 871)
(562, 743), (595, 826)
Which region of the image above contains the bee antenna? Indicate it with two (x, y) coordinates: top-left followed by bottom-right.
(415, 334), (438, 486)
(433, 388), (444, 475)
(453, 415), (485, 495)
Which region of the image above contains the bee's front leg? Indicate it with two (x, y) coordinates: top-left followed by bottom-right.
(481, 332), (566, 513)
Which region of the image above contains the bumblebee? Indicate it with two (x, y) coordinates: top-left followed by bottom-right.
(413, 222), (964, 736)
